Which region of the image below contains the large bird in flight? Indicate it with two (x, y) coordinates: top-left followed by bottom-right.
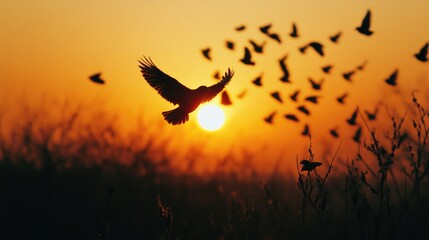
(139, 57), (234, 125)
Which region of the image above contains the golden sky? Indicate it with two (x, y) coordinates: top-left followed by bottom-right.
(1, 0), (428, 173)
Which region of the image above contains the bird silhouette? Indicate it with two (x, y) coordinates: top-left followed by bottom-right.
(240, 47), (256, 65)
(259, 24), (272, 34)
(309, 78), (324, 90)
(290, 23), (299, 38)
(221, 91), (232, 106)
(264, 111), (276, 124)
(252, 73), (263, 86)
(346, 107), (359, 125)
(297, 105), (310, 116)
(300, 160), (322, 172)
(356, 10), (374, 36)
(305, 95), (320, 104)
(330, 128), (339, 138)
(139, 57), (234, 125)
(235, 25), (246, 31)
(301, 124), (310, 136)
(290, 90), (300, 102)
(268, 33), (282, 43)
(385, 69), (398, 86)
(300, 42), (324, 56)
(285, 114), (299, 122)
(213, 71), (221, 80)
(89, 72), (105, 84)
(322, 65), (333, 74)
(336, 93), (348, 104)
(237, 89), (247, 99)
(329, 32), (342, 43)
(279, 55), (291, 83)
(415, 43), (428, 62)
(201, 48), (212, 60)
(365, 107), (378, 120)
(271, 91), (283, 103)
(353, 126), (362, 143)
(249, 40), (266, 53)
(342, 70), (355, 82)
(226, 41), (235, 50)
(356, 60), (367, 71)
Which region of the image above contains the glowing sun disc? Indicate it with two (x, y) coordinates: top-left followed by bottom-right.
(197, 104), (225, 131)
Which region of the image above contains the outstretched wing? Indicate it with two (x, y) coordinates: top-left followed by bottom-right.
(362, 10), (371, 29)
(201, 68), (234, 103)
(139, 56), (191, 105)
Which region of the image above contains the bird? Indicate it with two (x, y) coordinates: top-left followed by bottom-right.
(201, 48), (212, 60)
(415, 43), (428, 62)
(365, 107), (378, 120)
(240, 47), (256, 65)
(346, 107), (359, 125)
(264, 111), (276, 124)
(226, 41), (235, 50)
(300, 42), (324, 56)
(221, 91), (232, 106)
(301, 124), (310, 136)
(290, 90), (300, 102)
(138, 57), (234, 125)
(342, 70), (355, 82)
(290, 22), (299, 38)
(297, 105), (310, 116)
(249, 40), (266, 53)
(237, 89), (247, 99)
(329, 32), (342, 43)
(89, 72), (105, 84)
(271, 91), (283, 103)
(268, 33), (282, 43)
(322, 65), (333, 74)
(356, 60), (368, 71)
(213, 71), (221, 80)
(279, 55), (291, 83)
(308, 78), (324, 90)
(356, 10), (374, 36)
(259, 24), (272, 34)
(330, 128), (339, 138)
(300, 160), (322, 172)
(235, 25), (246, 31)
(353, 126), (362, 143)
(252, 73), (263, 86)
(285, 114), (299, 122)
(336, 93), (348, 104)
(385, 69), (398, 86)
(305, 95), (320, 104)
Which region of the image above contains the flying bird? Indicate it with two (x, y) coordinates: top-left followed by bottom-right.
(221, 91), (232, 106)
(308, 78), (324, 90)
(301, 124), (310, 136)
(252, 73), (263, 86)
(235, 25), (246, 31)
(336, 93), (348, 104)
(240, 47), (256, 65)
(279, 55), (291, 83)
(322, 65), (333, 74)
(226, 41), (235, 50)
(284, 114), (299, 122)
(297, 105), (310, 116)
(365, 107), (379, 121)
(300, 42), (324, 56)
(305, 95), (320, 104)
(300, 160), (322, 172)
(342, 70), (355, 82)
(237, 89), (247, 99)
(139, 57), (234, 125)
(329, 32), (342, 43)
(290, 23), (299, 38)
(356, 10), (374, 36)
(271, 91), (283, 103)
(259, 24), (272, 34)
(290, 90), (300, 102)
(415, 43), (428, 62)
(89, 72), (105, 84)
(346, 107), (359, 125)
(268, 33), (282, 43)
(264, 111), (276, 124)
(201, 48), (212, 60)
(249, 40), (266, 53)
(385, 69), (398, 86)
(353, 126), (362, 143)
(356, 60), (368, 71)
(330, 128), (339, 138)
(213, 71), (221, 80)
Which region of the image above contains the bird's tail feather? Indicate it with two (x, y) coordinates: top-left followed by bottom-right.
(162, 108), (189, 125)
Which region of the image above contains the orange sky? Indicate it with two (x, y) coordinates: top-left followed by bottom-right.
(1, 0), (428, 174)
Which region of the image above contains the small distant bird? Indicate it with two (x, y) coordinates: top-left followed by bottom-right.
(330, 128), (339, 138)
(259, 24), (272, 34)
(226, 41), (235, 50)
(342, 70), (355, 82)
(237, 89), (247, 99)
(308, 78), (324, 90)
(290, 23), (299, 38)
(240, 47), (256, 65)
(297, 105), (310, 116)
(322, 65), (333, 74)
(414, 43), (428, 62)
(268, 33), (282, 43)
(301, 124), (310, 136)
(249, 40), (266, 53)
(201, 48), (212, 60)
(285, 114), (299, 122)
(290, 90), (300, 102)
(365, 107), (378, 121)
(305, 96), (320, 104)
(235, 25), (246, 31)
(213, 71), (221, 80)
(221, 91), (232, 106)
(279, 55), (291, 83)
(329, 32), (342, 43)
(346, 107), (359, 125)
(356, 60), (367, 71)
(300, 42), (324, 56)
(300, 160), (322, 172)
(353, 126), (362, 143)
(356, 10), (374, 36)
(139, 57), (234, 125)
(385, 69), (398, 86)
(271, 91), (283, 103)
(336, 93), (348, 104)
(264, 111), (276, 124)
(252, 73), (263, 86)
(89, 72), (105, 84)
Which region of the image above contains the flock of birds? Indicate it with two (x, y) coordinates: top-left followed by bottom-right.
(197, 9), (428, 141)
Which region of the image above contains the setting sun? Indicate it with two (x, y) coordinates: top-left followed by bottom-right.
(197, 104), (225, 131)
